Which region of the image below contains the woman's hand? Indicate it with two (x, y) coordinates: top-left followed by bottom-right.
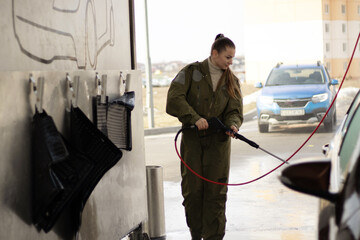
(195, 118), (209, 130)
(226, 125), (238, 138)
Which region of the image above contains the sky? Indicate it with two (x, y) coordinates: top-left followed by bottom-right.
(134, 0), (245, 64)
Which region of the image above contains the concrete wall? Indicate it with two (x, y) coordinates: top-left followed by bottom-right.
(0, 0), (147, 239)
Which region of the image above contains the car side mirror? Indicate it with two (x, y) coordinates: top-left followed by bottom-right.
(331, 79), (339, 85)
(279, 160), (338, 202)
(255, 82), (263, 88)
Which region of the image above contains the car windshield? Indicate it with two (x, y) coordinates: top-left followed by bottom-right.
(266, 68), (325, 86)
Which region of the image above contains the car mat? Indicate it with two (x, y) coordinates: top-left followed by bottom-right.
(69, 105), (123, 231)
(107, 91), (135, 151)
(32, 110), (94, 233)
(92, 95), (108, 136)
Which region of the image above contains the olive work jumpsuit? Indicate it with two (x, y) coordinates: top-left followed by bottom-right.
(166, 59), (243, 240)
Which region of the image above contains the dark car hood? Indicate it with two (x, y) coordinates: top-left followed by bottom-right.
(262, 84), (328, 99)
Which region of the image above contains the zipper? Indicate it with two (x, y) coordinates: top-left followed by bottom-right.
(208, 92), (215, 117)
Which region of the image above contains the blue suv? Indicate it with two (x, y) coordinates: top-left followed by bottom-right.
(255, 62), (338, 133)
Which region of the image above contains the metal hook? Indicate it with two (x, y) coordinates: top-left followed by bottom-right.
(29, 74), (37, 92)
(120, 71), (130, 94)
(95, 72), (107, 104)
(67, 73), (79, 108)
(96, 71), (101, 86)
(67, 73), (73, 90)
(120, 71), (126, 86)
(95, 72), (102, 95)
(29, 74), (44, 113)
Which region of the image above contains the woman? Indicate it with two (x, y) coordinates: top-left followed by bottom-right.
(166, 34), (243, 240)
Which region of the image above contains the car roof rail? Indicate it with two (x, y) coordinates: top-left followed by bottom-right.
(276, 62), (283, 68)
(317, 60), (321, 66)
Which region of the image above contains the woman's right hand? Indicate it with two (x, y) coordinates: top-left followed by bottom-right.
(195, 118), (209, 130)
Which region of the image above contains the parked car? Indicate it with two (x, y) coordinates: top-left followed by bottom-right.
(280, 89), (360, 240)
(255, 62), (338, 133)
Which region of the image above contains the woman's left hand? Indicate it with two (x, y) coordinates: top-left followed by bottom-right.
(226, 125), (238, 138)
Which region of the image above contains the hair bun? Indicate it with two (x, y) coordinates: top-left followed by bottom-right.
(215, 34), (224, 41)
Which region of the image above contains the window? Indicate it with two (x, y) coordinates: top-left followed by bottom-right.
(342, 23), (346, 33)
(325, 23), (330, 33)
(324, 4), (329, 14)
(341, 4), (346, 14)
(326, 43), (330, 52)
(343, 43), (347, 52)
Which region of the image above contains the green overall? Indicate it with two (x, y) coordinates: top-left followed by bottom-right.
(166, 59), (243, 240)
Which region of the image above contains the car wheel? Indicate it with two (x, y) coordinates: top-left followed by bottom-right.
(258, 123), (269, 133)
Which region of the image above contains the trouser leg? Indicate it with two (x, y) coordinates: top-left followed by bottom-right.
(180, 131), (204, 239)
(202, 135), (230, 240)
(180, 131), (231, 240)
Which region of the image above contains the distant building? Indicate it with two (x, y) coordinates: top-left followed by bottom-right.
(244, 0), (360, 83)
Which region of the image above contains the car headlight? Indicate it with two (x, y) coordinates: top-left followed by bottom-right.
(312, 93), (328, 103)
(259, 96), (274, 105)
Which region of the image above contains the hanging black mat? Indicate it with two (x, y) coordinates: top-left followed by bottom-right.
(32, 110), (94, 233)
(107, 91), (135, 151)
(70, 106), (123, 230)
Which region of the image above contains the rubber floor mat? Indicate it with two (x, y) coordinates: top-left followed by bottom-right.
(70, 106), (122, 230)
(32, 110), (93, 232)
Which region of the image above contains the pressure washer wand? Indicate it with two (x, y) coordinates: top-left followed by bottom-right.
(207, 118), (289, 165)
(258, 147), (288, 164)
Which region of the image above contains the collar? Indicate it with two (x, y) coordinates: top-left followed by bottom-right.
(208, 57), (222, 72)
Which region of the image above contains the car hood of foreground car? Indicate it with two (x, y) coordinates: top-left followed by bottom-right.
(261, 84), (328, 99)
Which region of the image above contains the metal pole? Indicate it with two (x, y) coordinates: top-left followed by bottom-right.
(144, 0), (155, 128)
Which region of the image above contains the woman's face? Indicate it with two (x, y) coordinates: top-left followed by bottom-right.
(212, 46), (235, 70)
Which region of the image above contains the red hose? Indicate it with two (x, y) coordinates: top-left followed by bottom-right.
(175, 32), (360, 186)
